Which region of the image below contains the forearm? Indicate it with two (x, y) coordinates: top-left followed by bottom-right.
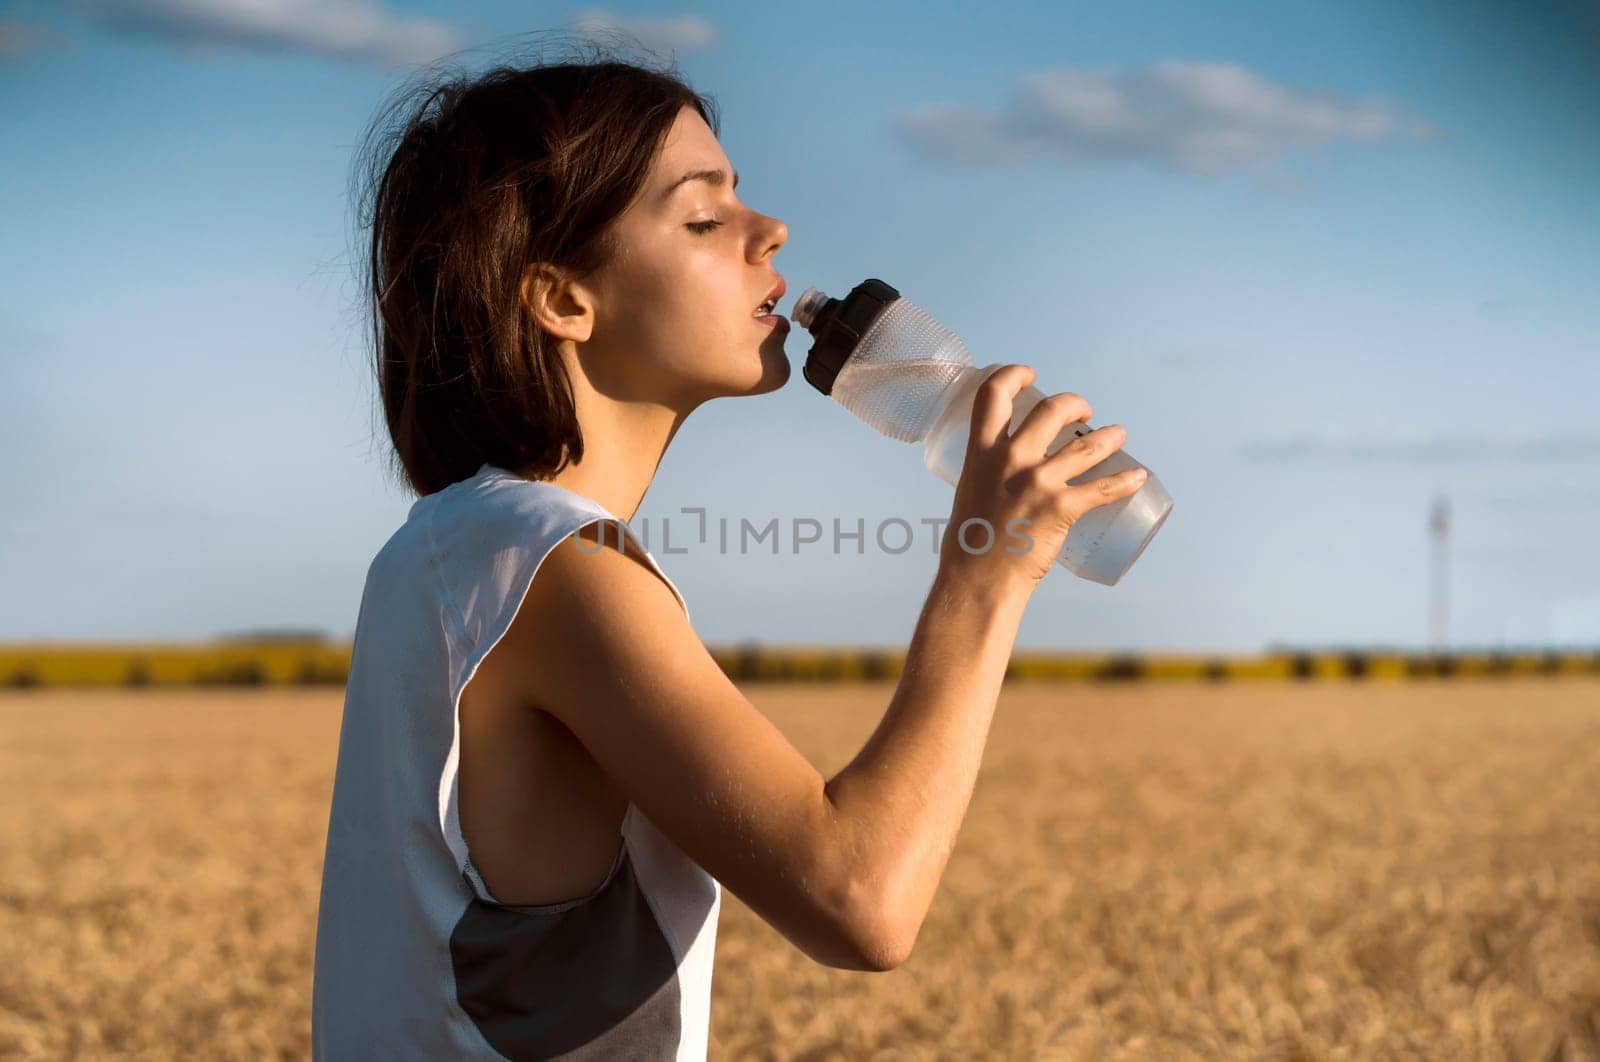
(821, 563), (1030, 951)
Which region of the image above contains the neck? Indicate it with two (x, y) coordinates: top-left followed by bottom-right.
(536, 348), (690, 525)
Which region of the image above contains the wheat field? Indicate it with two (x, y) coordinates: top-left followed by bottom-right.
(1, 680), (1597, 1060)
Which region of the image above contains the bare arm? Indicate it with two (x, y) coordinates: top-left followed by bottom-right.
(818, 364), (1144, 963)
(818, 566), (1028, 965)
(481, 365), (1144, 970)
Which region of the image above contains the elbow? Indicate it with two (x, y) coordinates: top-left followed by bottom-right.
(831, 878), (918, 972)
(851, 918), (915, 973)
(807, 792), (917, 971)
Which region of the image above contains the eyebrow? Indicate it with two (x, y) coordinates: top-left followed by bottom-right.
(662, 168), (739, 201)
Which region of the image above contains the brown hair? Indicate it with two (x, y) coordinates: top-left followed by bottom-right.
(353, 43), (719, 495)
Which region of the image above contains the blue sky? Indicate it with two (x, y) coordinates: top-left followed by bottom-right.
(2, 0), (1597, 650)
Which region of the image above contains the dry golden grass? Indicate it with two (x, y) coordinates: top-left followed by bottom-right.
(1, 680), (1597, 1060)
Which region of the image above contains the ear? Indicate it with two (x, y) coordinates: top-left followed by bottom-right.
(520, 263), (595, 344)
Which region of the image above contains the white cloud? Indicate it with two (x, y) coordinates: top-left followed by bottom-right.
(571, 10), (717, 54)
(75, 0), (461, 66)
(896, 61), (1431, 176)
(1239, 429), (1600, 463)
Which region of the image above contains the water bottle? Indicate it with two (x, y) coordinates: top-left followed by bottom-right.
(792, 278), (1172, 586)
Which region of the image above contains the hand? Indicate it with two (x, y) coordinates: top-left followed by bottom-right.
(938, 365), (1147, 592)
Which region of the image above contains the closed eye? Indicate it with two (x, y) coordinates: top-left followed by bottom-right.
(685, 220), (723, 235)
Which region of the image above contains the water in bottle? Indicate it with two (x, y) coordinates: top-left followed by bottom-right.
(792, 278), (1172, 586)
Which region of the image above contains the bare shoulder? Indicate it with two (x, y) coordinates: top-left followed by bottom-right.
(505, 518), (695, 693)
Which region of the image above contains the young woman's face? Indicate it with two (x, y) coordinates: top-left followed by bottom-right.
(580, 105), (791, 409)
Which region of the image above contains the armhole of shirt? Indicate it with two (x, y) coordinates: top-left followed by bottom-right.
(441, 502), (691, 906)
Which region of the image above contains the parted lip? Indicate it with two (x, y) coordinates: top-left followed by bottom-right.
(755, 276), (787, 314)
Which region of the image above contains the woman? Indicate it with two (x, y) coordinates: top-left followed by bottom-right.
(311, 50), (1147, 1060)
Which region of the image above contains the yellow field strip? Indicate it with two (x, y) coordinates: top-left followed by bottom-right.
(1, 643), (1596, 687)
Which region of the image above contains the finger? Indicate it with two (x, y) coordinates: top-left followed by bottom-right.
(1100, 463), (1152, 499)
(1036, 423), (1129, 482)
(1008, 391), (1093, 464)
(967, 365), (1036, 459)
(1062, 463), (1152, 518)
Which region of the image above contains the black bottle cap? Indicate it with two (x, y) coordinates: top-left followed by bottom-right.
(800, 278), (901, 396)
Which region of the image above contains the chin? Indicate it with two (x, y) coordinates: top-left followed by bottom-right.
(718, 335), (791, 398)
(754, 344), (792, 392)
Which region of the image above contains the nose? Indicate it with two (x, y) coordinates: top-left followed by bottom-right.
(750, 212), (787, 262)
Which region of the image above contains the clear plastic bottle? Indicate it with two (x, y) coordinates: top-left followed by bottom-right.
(793, 278), (1172, 586)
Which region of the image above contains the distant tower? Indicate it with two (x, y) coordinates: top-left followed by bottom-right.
(1428, 495), (1450, 650)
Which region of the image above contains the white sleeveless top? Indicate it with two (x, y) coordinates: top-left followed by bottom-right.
(313, 464), (722, 1060)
